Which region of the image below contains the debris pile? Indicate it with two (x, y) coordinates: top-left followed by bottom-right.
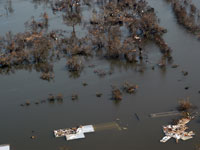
(112, 87), (122, 101)
(122, 82), (138, 94)
(54, 125), (94, 141)
(160, 117), (195, 143)
(177, 98), (193, 111)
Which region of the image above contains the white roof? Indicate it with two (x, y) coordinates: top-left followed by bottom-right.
(66, 132), (85, 141)
(54, 125), (95, 141)
(0, 145), (10, 150)
(81, 125), (95, 133)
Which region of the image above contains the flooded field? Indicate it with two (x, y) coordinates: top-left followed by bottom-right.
(1, 0), (200, 150)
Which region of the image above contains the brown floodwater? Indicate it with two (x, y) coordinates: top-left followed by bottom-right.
(1, 0), (200, 150)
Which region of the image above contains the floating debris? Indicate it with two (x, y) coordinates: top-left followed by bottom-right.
(96, 92), (102, 97)
(30, 136), (36, 139)
(122, 127), (128, 130)
(54, 125), (95, 141)
(122, 82), (138, 94)
(72, 94), (78, 100)
(25, 101), (31, 106)
(182, 71), (189, 76)
(93, 69), (107, 77)
(40, 72), (54, 81)
(56, 93), (63, 101)
(177, 98), (193, 111)
(82, 82), (88, 86)
(112, 87), (122, 101)
(160, 117), (195, 143)
(48, 94), (55, 102)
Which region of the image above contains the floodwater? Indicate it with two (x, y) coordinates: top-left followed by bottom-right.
(0, 0), (200, 150)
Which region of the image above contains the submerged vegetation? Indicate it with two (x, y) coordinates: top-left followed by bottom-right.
(0, 0), (172, 79)
(165, 0), (200, 36)
(177, 97), (193, 112)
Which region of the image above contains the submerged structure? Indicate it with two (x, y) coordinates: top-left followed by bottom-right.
(54, 125), (95, 141)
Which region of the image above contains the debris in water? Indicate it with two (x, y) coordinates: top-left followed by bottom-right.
(48, 94), (55, 102)
(56, 93), (63, 101)
(160, 117), (195, 143)
(40, 72), (54, 81)
(182, 71), (188, 76)
(25, 101), (31, 106)
(35, 101), (39, 105)
(96, 92), (102, 97)
(122, 81), (138, 94)
(82, 82), (88, 86)
(184, 86), (189, 90)
(72, 94), (78, 100)
(122, 127), (128, 130)
(54, 125), (94, 141)
(177, 98), (192, 111)
(30, 136), (36, 139)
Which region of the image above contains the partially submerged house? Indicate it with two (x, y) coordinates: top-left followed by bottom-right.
(54, 125), (95, 141)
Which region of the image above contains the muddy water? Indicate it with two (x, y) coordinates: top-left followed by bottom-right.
(1, 0), (200, 150)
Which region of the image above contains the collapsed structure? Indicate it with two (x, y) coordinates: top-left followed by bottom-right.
(160, 117), (195, 143)
(54, 125), (95, 141)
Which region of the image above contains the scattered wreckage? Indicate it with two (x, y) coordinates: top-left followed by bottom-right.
(54, 125), (95, 141)
(160, 117), (195, 143)
(54, 122), (122, 141)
